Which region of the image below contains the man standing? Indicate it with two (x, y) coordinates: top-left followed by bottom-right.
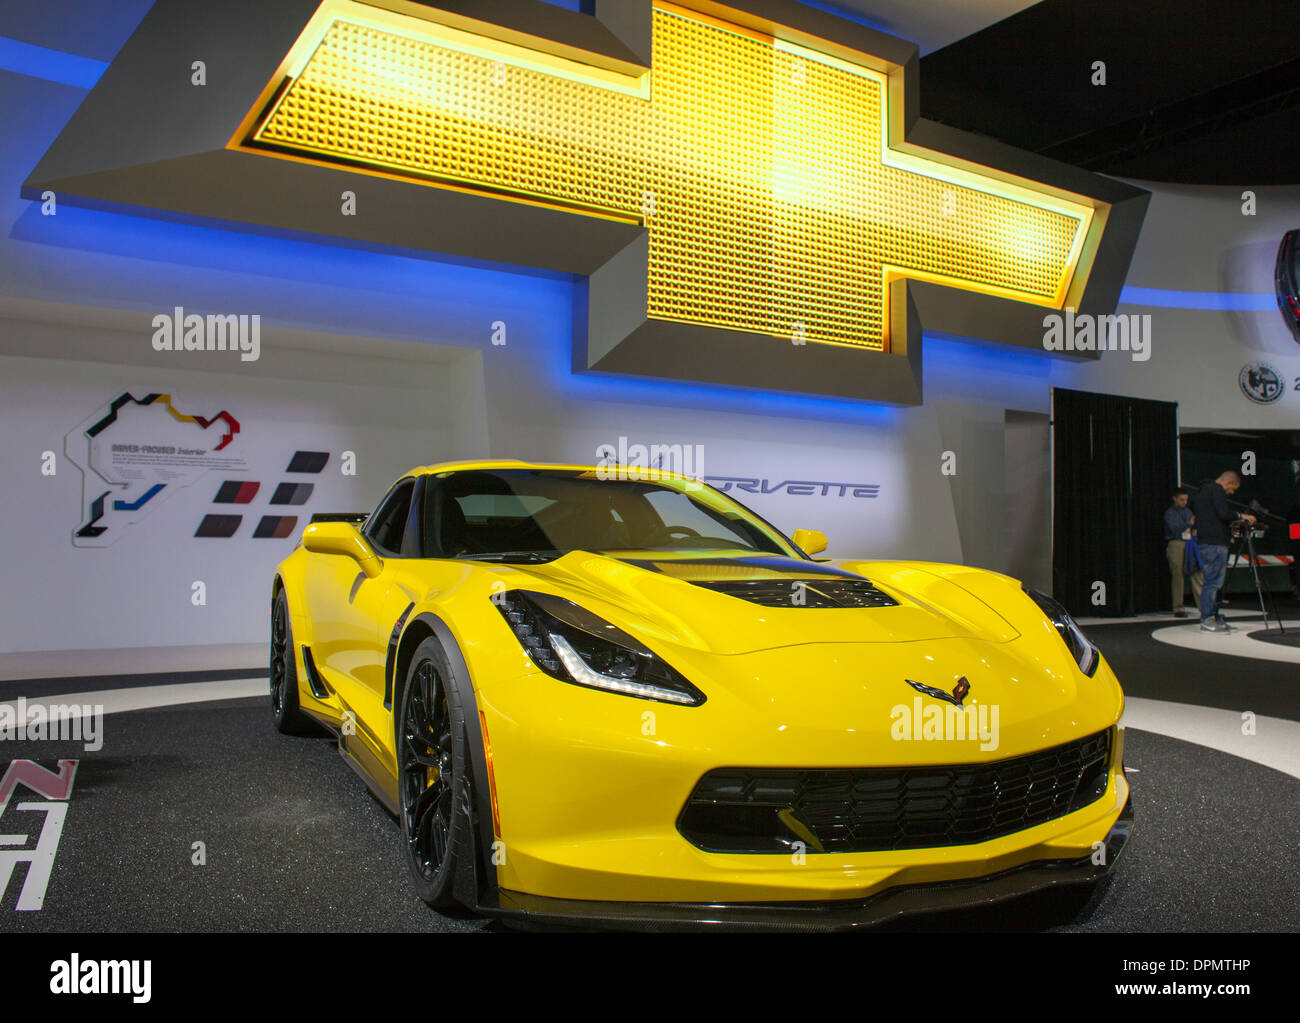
(1191, 471), (1256, 632)
(1163, 487), (1202, 617)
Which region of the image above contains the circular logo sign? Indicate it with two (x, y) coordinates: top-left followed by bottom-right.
(1239, 362), (1285, 404)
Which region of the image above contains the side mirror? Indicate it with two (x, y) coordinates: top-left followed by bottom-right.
(791, 528), (828, 557)
(302, 522), (383, 578)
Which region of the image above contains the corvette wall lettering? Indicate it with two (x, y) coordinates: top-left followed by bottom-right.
(705, 476), (882, 498)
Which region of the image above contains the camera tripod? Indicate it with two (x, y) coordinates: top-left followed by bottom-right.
(1227, 521), (1286, 633)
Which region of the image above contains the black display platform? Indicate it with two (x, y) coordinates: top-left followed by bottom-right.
(1, 696), (1296, 932)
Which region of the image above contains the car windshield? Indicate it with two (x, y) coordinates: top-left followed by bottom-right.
(421, 469), (795, 560)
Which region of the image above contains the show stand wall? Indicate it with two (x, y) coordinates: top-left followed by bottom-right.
(0, 306), (482, 652)
(1, 19), (1296, 653)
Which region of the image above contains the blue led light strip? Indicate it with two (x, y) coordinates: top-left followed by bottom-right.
(0, 36), (107, 88)
(1120, 286), (1276, 311)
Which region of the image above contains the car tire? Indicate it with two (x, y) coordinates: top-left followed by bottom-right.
(270, 589), (315, 735)
(398, 638), (473, 911)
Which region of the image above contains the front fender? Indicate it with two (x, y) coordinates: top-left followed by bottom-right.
(394, 610), (499, 911)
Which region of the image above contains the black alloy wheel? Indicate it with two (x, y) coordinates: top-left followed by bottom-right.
(398, 639), (471, 909)
(270, 589), (312, 734)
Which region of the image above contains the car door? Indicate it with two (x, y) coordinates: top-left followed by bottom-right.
(305, 476), (423, 778)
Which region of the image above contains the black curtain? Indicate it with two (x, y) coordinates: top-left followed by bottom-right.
(1052, 387), (1179, 617)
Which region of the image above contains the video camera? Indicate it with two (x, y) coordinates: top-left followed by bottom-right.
(1230, 499), (1273, 536)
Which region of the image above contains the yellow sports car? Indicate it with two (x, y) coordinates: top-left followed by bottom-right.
(271, 459), (1131, 929)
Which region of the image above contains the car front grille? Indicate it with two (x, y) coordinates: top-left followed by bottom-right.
(678, 728), (1113, 854)
(694, 578), (899, 608)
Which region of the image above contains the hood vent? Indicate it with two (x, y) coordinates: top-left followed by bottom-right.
(695, 578), (898, 609)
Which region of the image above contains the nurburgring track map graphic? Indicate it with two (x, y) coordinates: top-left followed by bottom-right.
(65, 393), (245, 547)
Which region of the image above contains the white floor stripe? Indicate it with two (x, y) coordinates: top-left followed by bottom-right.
(0, 644), (266, 681)
(1149, 619), (1300, 665)
(1078, 608), (1260, 627)
(1121, 697), (1300, 781)
(0, 678), (267, 719)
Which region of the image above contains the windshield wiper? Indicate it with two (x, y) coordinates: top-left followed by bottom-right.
(454, 550), (565, 563)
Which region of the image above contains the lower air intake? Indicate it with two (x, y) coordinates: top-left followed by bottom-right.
(678, 728), (1113, 854)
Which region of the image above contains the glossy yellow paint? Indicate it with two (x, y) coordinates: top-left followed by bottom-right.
(276, 460), (1126, 906)
(790, 527), (827, 556)
(302, 521), (384, 577)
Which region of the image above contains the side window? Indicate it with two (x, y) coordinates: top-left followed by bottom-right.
(364, 479), (416, 557)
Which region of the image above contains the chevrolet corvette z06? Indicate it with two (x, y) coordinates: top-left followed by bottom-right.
(270, 460), (1131, 930)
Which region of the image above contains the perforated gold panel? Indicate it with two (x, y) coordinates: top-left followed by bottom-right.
(250, 2), (1091, 351)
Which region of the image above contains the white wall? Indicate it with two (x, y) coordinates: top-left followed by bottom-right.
(475, 321), (964, 565)
(0, 305), (482, 652)
(1050, 183), (1300, 428)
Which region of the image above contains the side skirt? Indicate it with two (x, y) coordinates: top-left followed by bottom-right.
(304, 708), (400, 816)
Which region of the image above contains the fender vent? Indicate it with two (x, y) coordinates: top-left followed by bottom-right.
(301, 645), (331, 699)
(384, 603), (415, 710)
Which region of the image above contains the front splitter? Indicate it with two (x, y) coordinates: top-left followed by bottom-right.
(484, 795), (1134, 932)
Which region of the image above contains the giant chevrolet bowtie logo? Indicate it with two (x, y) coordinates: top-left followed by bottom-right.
(244, 0), (1095, 354)
(28, 0), (1139, 403)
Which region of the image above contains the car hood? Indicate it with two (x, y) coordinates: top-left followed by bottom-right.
(503, 550), (1020, 655)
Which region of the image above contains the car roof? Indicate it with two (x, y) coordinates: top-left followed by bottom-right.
(409, 459), (701, 485)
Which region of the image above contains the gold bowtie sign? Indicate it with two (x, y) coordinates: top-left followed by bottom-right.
(238, 0), (1095, 354)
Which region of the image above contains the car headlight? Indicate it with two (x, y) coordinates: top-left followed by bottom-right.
(1024, 587), (1099, 676)
(493, 590), (705, 706)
